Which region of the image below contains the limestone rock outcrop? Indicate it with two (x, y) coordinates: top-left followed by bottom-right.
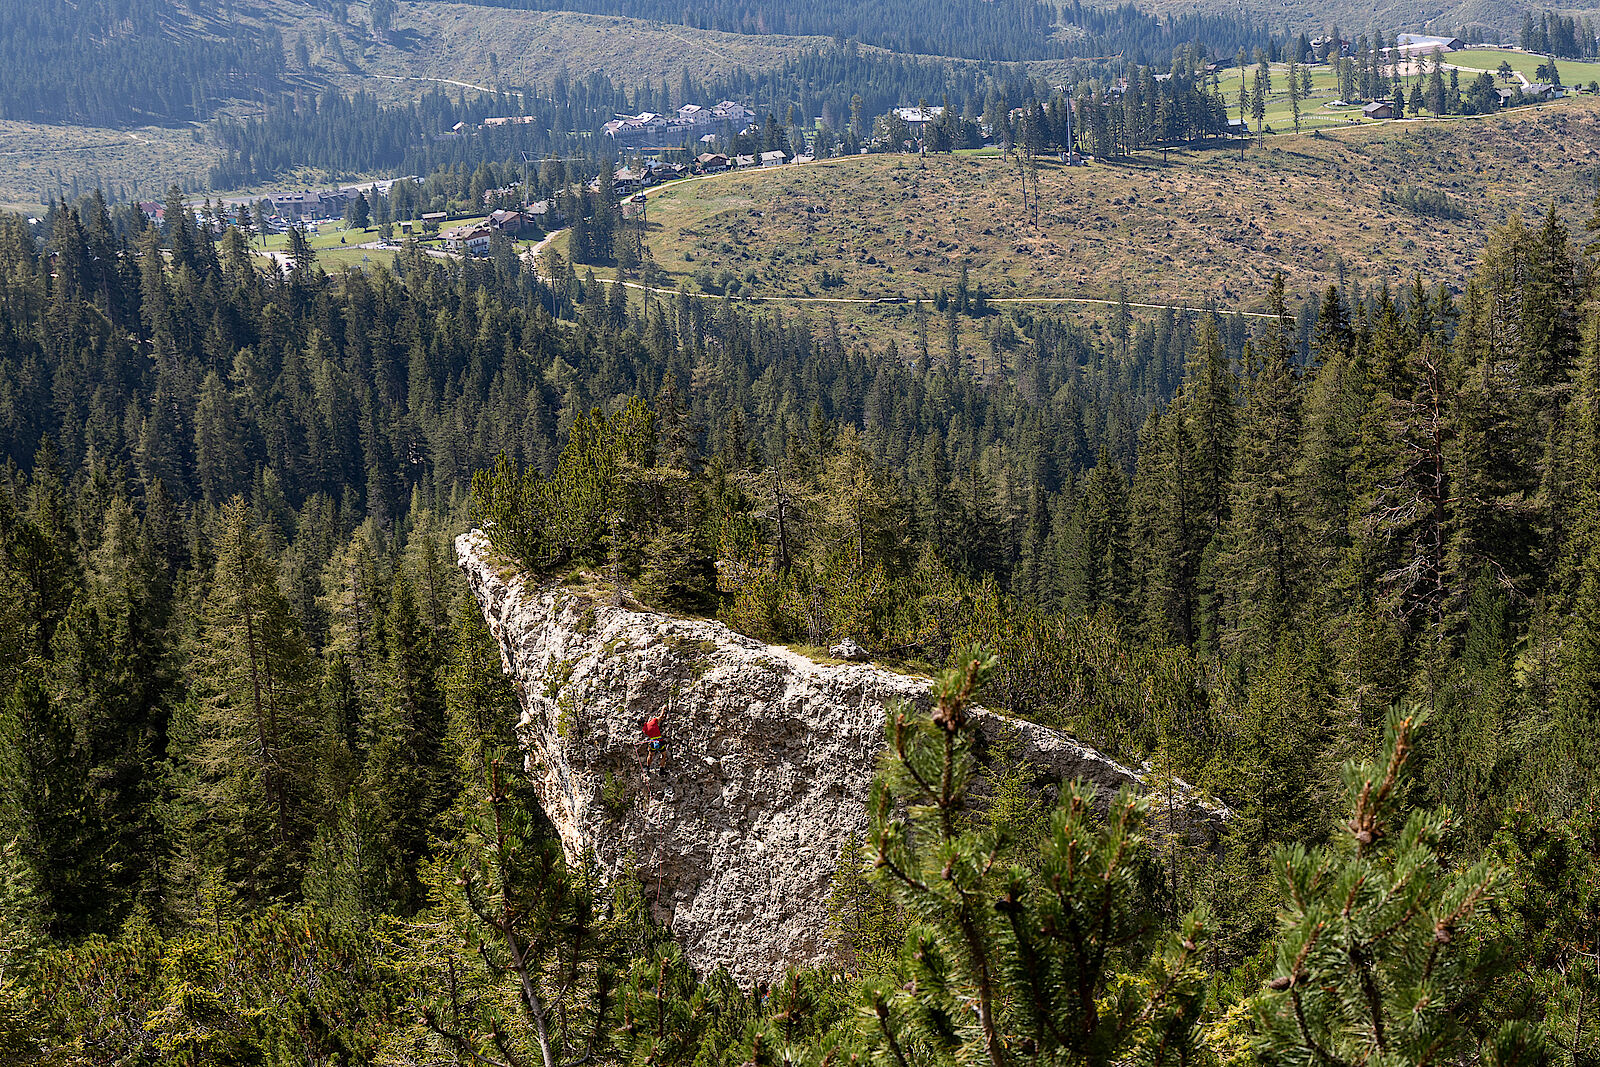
(457, 531), (1219, 984)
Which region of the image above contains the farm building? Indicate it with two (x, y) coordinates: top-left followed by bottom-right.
(1363, 100), (1395, 118)
(1395, 34), (1464, 57)
(893, 106), (945, 135)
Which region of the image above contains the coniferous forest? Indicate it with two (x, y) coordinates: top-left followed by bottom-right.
(0, 0), (286, 127)
(1, 174), (1600, 1065)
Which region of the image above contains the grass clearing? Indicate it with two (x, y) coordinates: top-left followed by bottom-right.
(0, 120), (221, 210)
(261, 1), (922, 103)
(1449, 48), (1600, 84)
(631, 100), (1600, 317)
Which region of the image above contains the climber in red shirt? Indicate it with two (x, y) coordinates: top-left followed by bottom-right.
(640, 714), (667, 776)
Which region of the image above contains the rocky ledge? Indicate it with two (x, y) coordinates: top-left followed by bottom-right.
(457, 530), (1220, 984)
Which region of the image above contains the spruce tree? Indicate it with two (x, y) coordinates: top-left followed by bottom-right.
(357, 571), (452, 913)
(1220, 276), (1305, 662)
(0, 671), (111, 936)
(182, 498), (327, 903)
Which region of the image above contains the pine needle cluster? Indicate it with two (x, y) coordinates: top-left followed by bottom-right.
(865, 645), (1212, 1067)
(1252, 709), (1543, 1067)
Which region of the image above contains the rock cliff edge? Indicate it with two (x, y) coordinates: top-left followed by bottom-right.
(457, 530), (1213, 983)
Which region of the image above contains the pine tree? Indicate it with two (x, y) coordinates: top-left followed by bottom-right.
(319, 527), (390, 723)
(825, 832), (902, 973)
(346, 190), (371, 231)
(865, 648), (1212, 1067)
(413, 692), (615, 1067)
(1182, 315), (1236, 535)
(1556, 541), (1600, 783)
(1288, 60), (1304, 131)
(820, 427), (900, 573)
(1251, 709), (1542, 1067)
(1061, 459), (1131, 622)
(286, 225), (316, 274)
(1137, 401), (1202, 645)
(1298, 286), (1361, 593)
(1207, 639), (1334, 970)
(49, 494), (175, 922)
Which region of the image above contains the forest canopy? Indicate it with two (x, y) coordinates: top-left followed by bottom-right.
(0, 181), (1597, 1060)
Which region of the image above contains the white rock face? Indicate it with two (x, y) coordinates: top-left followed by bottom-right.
(457, 530), (1213, 984)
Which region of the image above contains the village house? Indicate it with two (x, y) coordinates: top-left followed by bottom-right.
(442, 224), (492, 256)
(759, 150), (787, 168)
(612, 166), (648, 194)
(271, 189), (349, 221)
(487, 209), (533, 238)
(696, 152), (729, 173)
(735, 154), (757, 169)
(526, 199), (566, 226)
(710, 101), (755, 127)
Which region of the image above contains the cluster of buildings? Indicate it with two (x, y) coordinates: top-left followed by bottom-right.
(450, 115), (541, 134)
(603, 101), (756, 149)
(605, 149), (808, 194)
(1309, 32), (1465, 59)
(437, 200), (562, 255)
(137, 187), (360, 229)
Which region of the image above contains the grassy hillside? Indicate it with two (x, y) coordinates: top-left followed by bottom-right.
(256, 0), (891, 101)
(1132, 0), (1600, 37)
(630, 101), (1600, 315)
(1450, 47), (1600, 83)
(0, 0), (867, 208)
(0, 121), (223, 210)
